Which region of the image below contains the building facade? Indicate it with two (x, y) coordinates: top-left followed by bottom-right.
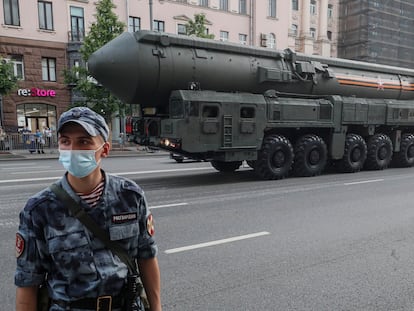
(0, 0), (339, 134)
(338, 0), (414, 68)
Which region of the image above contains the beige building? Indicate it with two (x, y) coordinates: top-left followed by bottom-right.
(0, 0), (338, 133)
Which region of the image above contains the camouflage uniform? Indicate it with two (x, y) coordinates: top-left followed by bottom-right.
(15, 170), (157, 311)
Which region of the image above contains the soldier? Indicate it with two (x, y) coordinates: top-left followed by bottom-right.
(15, 107), (161, 311)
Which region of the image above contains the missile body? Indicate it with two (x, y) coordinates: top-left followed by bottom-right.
(88, 30), (414, 109)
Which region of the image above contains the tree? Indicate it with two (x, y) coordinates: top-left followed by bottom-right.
(0, 58), (18, 96)
(185, 13), (215, 39)
(0, 57), (18, 126)
(64, 0), (125, 125)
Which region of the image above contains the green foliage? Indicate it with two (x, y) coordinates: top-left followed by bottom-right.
(64, 0), (125, 124)
(185, 14), (215, 39)
(0, 58), (18, 95)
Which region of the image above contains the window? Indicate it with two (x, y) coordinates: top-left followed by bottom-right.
(268, 33), (276, 49)
(239, 0), (247, 14)
(199, 0), (208, 7)
(3, 0), (20, 26)
(42, 57), (56, 81)
(70, 6), (84, 41)
(292, 0), (299, 10)
(310, 0), (316, 15)
(220, 31), (229, 42)
(177, 24), (187, 35)
(291, 24), (298, 36)
(239, 33), (247, 45)
(310, 27), (316, 39)
(9, 54), (24, 80)
(240, 107), (255, 118)
(220, 0), (228, 11)
(328, 4), (333, 18)
(38, 1), (53, 30)
(202, 106), (218, 118)
(128, 16), (140, 32)
(327, 31), (332, 40)
(268, 0), (276, 18)
(153, 20), (165, 32)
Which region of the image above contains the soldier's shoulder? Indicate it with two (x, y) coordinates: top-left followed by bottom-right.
(24, 187), (55, 212)
(108, 174), (144, 195)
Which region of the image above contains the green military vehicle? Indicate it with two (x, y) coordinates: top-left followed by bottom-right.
(88, 30), (414, 180)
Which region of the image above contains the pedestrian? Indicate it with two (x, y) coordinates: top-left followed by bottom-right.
(15, 107), (161, 311)
(34, 129), (45, 154)
(44, 127), (53, 147)
(119, 132), (125, 151)
(0, 125), (6, 150)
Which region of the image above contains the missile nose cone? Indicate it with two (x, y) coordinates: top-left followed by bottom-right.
(88, 32), (139, 104)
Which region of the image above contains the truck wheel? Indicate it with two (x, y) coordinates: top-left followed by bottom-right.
(211, 160), (242, 172)
(293, 134), (327, 177)
(338, 134), (367, 173)
(364, 134), (392, 170)
(254, 135), (293, 180)
(392, 133), (414, 167)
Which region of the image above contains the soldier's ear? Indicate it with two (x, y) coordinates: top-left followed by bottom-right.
(100, 142), (111, 158)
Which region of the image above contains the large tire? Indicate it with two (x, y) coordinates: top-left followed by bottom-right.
(211, 160), (241, 172)
(254, 135), (294, 180)
(392, 133), (414, 167)
(364, 134), (392, 170)
(338, 134), (367, 173)
(293, 134), (327, 177)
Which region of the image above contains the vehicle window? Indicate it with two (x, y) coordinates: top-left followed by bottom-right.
(202, 105), (218, 118)
(240, 107), (255, 118)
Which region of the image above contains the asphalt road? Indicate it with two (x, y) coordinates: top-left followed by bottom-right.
(2, 156), (414, 310)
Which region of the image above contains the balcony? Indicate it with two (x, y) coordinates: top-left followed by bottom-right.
(68, 30), (85, 42)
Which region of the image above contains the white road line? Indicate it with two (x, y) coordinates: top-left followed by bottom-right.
(0, 167), (212, 184)
(112, 167), (212, 176)
(150, 203), (188, 209)
(164, 231), (270, 254)
(12, 170), (65, 174)
(0, 176), (60, 183)
(344, 179), (384, 186)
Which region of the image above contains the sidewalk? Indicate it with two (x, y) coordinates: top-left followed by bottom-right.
(0, 147), (168, 161)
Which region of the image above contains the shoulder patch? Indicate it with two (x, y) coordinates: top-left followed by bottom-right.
(16, 233), (25, 258)
(146, 214), (155, 236)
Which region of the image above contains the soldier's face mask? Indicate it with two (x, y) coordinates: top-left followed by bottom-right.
(58, 144), (104, 178)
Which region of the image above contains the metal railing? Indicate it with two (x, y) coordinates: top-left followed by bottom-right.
(0, 133), (58, 152)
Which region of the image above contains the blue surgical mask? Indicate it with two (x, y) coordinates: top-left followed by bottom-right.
(59, 145), (104, 178)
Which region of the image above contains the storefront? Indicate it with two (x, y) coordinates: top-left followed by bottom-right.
(0, 36), (71, 135)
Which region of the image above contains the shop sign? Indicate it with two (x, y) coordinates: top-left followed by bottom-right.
(17, 88), (56, 97)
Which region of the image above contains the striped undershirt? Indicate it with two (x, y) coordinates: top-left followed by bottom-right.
(77, 179), (105, 208)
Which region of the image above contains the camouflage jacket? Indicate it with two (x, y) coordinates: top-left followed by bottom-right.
(15, 170), (157, 304)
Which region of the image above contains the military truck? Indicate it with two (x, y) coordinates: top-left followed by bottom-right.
(88, 30), (414, 180)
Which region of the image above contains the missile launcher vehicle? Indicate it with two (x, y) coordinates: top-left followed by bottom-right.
(88, 30), (414, 179)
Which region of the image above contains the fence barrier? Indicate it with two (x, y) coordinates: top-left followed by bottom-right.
(0, 133), (58, 152)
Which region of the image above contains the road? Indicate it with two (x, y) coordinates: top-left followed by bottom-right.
(2, 155), (414, 310)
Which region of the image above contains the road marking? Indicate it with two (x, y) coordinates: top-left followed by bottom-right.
(150, 203), (188, 209)
(165, 231), (270, 254)
(0, 176), (60, 184)
(344, 179), (384, 186)
(0, 167), (213, 184)
(112, 167), (212, 176)
(11, 170), (65, 174)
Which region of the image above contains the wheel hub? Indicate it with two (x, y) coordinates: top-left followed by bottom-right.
(308, 148), (320, 165)
(272, 150), (286, 168)
(378, 146), (388, 160)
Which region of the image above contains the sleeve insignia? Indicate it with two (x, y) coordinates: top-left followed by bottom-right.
(146, 214), (155, 236)
(16, 233), (25, 258)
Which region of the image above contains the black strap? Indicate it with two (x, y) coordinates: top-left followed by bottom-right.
(50, 183), (138, 275)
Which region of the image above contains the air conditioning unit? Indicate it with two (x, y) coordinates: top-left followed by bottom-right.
(1, 58), (11, 64)
(260, 33), (268, 47)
